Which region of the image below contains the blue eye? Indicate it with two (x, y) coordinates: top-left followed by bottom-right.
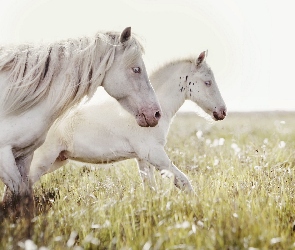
(132, 67), (141, 73)
(205, 81), (211, 86)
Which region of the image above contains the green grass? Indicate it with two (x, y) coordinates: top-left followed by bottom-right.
(1, 111), (295, 249)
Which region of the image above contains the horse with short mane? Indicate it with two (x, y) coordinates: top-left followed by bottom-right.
(0, 27), (161, 214)
(30, 51), (226, 193)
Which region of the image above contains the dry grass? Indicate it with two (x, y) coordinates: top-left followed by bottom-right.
(0, 111), (295, 249)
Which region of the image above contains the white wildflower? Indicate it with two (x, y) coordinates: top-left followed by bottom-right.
(212, 139), (219, 147)
(175, 221), (190, 229)
(54, 236), (63, 242)
(278, 141), (286, 148)
(219, 138), (225, 146)
(196, 130), (203, 139)
(231, 143), (241, 154)
(270, 237), (282, 244)
(143, 241), (152, 250)
(197, 221), (204, 228)
(67, 231), (78, 247)
(25, 240), (37, 250)
(254, 166), (262, 171)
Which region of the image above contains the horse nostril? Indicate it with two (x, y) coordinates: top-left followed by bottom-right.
(223, 110), (227, 116)
(155, 111), (161, 120)
(213, 111), (219, 120)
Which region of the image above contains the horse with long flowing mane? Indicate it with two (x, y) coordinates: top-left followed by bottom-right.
(30, 51), (226, 194)
(0, 27), (161, 214)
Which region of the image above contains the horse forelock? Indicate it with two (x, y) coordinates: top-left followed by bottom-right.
(0, 30), (143, 116)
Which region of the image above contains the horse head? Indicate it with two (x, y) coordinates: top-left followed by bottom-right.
(186, 51), (227, 121)
(102, 27), (161, 127)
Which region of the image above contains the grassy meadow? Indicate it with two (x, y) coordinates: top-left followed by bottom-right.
(0, 111), (295, 249)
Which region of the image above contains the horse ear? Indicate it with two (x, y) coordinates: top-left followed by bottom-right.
(120, 27), (132, 43)
(196, 51), (206, 67)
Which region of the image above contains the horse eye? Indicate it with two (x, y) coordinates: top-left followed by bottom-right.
(205, 81), (211, 86)
(132, 67), (141, 73)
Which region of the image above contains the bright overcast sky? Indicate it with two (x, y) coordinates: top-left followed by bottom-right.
(0, 0), (294, 112)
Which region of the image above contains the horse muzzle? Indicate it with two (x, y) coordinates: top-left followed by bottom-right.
(213, 107), (227, 121)
(136, 109), (161, 127)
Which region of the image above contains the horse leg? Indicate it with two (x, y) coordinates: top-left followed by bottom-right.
(0, 146), (31, 215)
(0, 146), (25, 194)
(2, 153), (34, 216)
(144, 147), (195, 193)
(136, 159), (157, 190)
(29, 145), (65, 185)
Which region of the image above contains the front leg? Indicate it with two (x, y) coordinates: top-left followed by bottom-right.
(0, 146), (24, 197)
(3, 153), (34, 217)
(142, 146), (195, 193)
(0, 146), (34, 216)
(136, 159), (157, 190)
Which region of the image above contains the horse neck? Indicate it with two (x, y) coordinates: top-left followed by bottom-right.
(150, 61), (190, 120)
(48, 42), (116, 119)
(0, 37), (116, 118)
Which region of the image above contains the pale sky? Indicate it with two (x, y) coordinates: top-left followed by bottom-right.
(0, 0), (294, 112)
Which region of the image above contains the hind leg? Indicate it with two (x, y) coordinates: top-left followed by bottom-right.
(47, 157), (69, 174)
(29, 145), (66, 185)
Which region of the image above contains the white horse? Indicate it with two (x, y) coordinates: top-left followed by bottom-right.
(0, 27), (161, 211)
(30, 51), (226, 193)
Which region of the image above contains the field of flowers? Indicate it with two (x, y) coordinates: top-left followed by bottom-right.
(0, 111), (295, 249)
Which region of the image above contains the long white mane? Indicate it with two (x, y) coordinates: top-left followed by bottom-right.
(0, 31), (144, 116)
